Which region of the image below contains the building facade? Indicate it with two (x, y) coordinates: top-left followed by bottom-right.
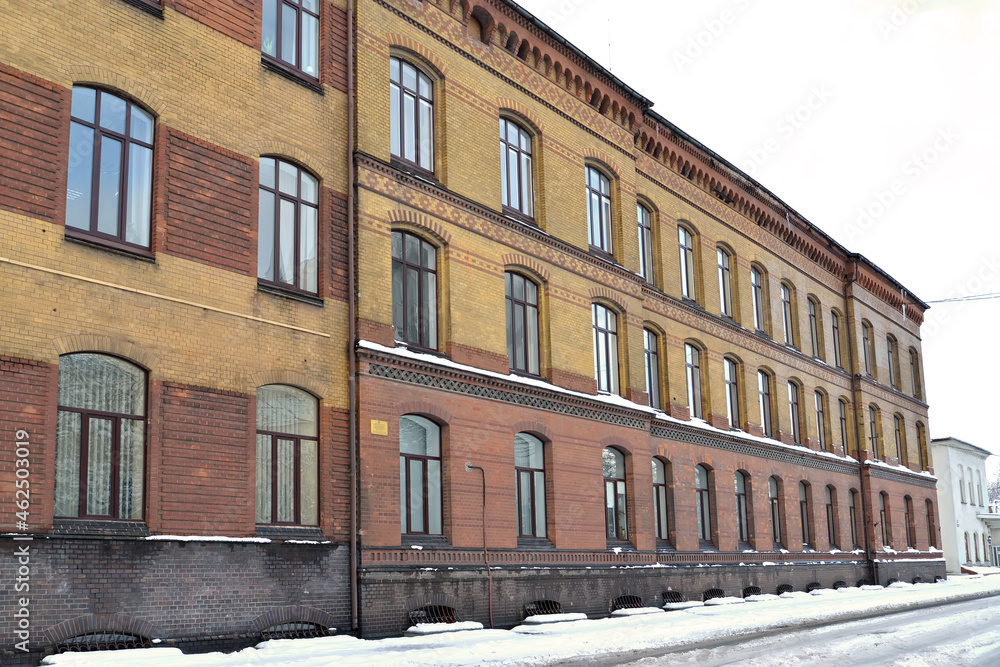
(1, 0), (944, 661)
(929, 438), (994, 571)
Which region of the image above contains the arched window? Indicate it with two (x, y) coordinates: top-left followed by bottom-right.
(807, 297), (822, 358)
(909, 348), (923, 400)
(839, 398), (850, 453)
(886, 336), (900, 390)
(500, 118), (534, 218)
(758, 370), (774, 437)
(685, 343), (703, 419)
(638, 204), (654, 282)
(400, 415), (442, 535)
(788, 381), (803, 445)
(593, 303), (620, 394)
(780, 283), (795, 347)
(968, 467), (975, 506)
(916, 422), (928, 470)
(603, 448), (628, 541)
(735, 471), (750, 544)
(849, 489), (860, 548)
(926, 499), (937, 548)
(868, 404), (882, 460)
(66, 87), (154, 249)
(55, 354), (146, 519)
(831, 310), (844, 368)
(695, 464), (712, 543)
(505, 272), (540, 375)
(904, 496), (915, 548)
(652, 458), (670, 542)
(392, 230), (438, 350)
(643, 328), (660, 409)
(258, 157), (319, 293)
(768, 477), (782, 546)
(515, 433), (546, 538)
(960, 466), (967, 503)
(799, 482), (811, 548)
(390, 57), (434, 172)
(880, 492), (891, 548)
(724, 357), (741, 430)
(261, 0), (319, 78)
(964, 532), (971, 562)
(717, 247), (733, 317)
(825, 486), (837, 549)
(974, 533), (980, 562)
(977, 471), (984, 506)
(256, 385), (319, 525)
(862, 322), (875, 377)
(815, 391), (828, 451)
(893, 414), (905, 464)
(750, 266), (767, 333)
(586, 166), (613, 254)
(678, 226), (697, 300)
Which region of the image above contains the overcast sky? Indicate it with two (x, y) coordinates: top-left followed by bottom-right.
(513, 0), (1000, 468)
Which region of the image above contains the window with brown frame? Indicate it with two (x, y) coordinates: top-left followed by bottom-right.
(685, 344), (703, 419)
(808, 297), (822, 358)
(505, 272), (540, 376)
(643, 329), (660, 409)
(54, 354), (145, 520)
(256, 385), (318, 526)
(869, 404), (882, 459)
(880, 492), (891, 548)
(904, 495), (916, 548)
(781, 283), (795, 347)
(839, 398), (850, 453)
(887, 336), (900, 390)
(910, 348), (923, 400)
(815, 391), (828, 451)
(586, 167), (613, 254)
(262, 0), (320, 81)
(679, 227), (697, 300)
(258, 157), (319, 295)
(862, 322), (875, 377)
(717, 248), (733, 317)
(593, 304), (619, 394)
(724, 357), (740, 430)
(826, 486), (838, 549)
(831, 310), (843, 368)
(916, 422), (928, 470)
(638, 204), (654, 282)
(751, 266), (767, 333)
(788, 381), (803, 444)
(735, 471), (750, 544)
(758, 370), (774, 437)
(926, 499), (936, 548)
(515, 433), (546, 538)
(768, 476), (782, 547)
(894, 414), (906, 464)
(799, 482), (812, 548)
(849, 489), (860, 548)
(603, 448), (628, 541)
(66, 86), (154, 252)
(400, 415), (442, 535)
(390, 58), (434, 172)
(696, 464), (712, 543)
(500, 118), (534, 219)
(652, 458), (670, 542)
(392, 231), (438, 350)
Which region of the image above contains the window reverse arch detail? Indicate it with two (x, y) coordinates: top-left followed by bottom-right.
(392, 230), (438, 350)
(55, 353), (146, 519)
(390, 57), (434, 172)
(514, 433), (546, 538)
(66, 86), (154, 250)
(256, 384), (319, 526)
(262, 0), (320, 80)
(586, 166), (613, 254)
(258, 157), (319, 294)
(603, 447), (628, 541)
(400, 415), (442, 536)
(500, 117), (534, 219)
(505, 272), (540, 375)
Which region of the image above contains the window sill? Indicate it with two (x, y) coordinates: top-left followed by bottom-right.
(65, 227), (155, 261)
(51, 518), (150, 537)
(502, 207), (537, 227)
(655, 540), (676, 553)
(119, 0), (164, 19)
(402, 534), (451, 548)
(389, 158), (438, 183)
(588, 246), (616, 263)
(255, 524), (325, 541)
(261, 57), (324, 94)
(394, 341), (445, 357)
(516, 536), (556, 550)
(606, 539), (636, 552)
(257, 281), (324, 306)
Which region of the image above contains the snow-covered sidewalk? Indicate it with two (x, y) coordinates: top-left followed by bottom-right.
(44, 576), (1000, 667)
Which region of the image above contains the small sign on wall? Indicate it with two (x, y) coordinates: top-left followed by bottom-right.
(370, 419), (388, 436)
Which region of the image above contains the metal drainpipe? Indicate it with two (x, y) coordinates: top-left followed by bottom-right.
(346, 0), (359, 634)
(843, 259), (877, 584)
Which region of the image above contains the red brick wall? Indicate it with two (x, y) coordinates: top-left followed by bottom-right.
(325, 187), (349, 302)
(0, 356), (57, 531)
(320, 406), (351, 541)
(157, 382), (254, 535)
(168, 0), (259, 50)
(0, 64), (68, 224)
(323, 2), (350, 92)
(161, 128), (256, 275)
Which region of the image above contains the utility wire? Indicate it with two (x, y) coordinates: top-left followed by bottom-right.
(924, 292), (1000, 304)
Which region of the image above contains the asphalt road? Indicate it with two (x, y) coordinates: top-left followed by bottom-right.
(572, 595), (1000, 666)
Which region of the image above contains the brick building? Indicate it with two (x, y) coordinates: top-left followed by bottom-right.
(0, 0), (944, 661)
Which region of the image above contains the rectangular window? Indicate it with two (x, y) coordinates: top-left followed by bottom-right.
(862, 323), (874, 376)
(392, 231), (438, 350)
(788, 382), (801, 444)
(262, 0), (320, 79)
(653, 459), (669, 542)
(679, 227), (696, 300)
(869, 406), (880, 459)
(815, 392), (827, 450)
(643, 329), (660, 409)
(781, 284), (794, 347)
(758, 371), (772, 437)
(593, 304), (619, 394)
(910, 349), (923, 400)
(826, 488), (837, 549)
(808, 299), (820, 357)
(717, 249), (733, 317)
(850, 492), (859, 547)
(832, 311), (843, 368)
(887, 337), (898, 389)
(638, 204), (653, 282)
(839, 399), (849, 451)
(724, 358), (740, 429)
(751, 268), (765, 332)
(685, 344), (702, 419)
(587, 167), (613, 254)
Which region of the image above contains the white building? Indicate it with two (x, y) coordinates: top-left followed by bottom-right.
(929, 437), (994, 571)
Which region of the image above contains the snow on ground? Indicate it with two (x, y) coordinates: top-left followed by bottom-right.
(43, 576), (1000, 667)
